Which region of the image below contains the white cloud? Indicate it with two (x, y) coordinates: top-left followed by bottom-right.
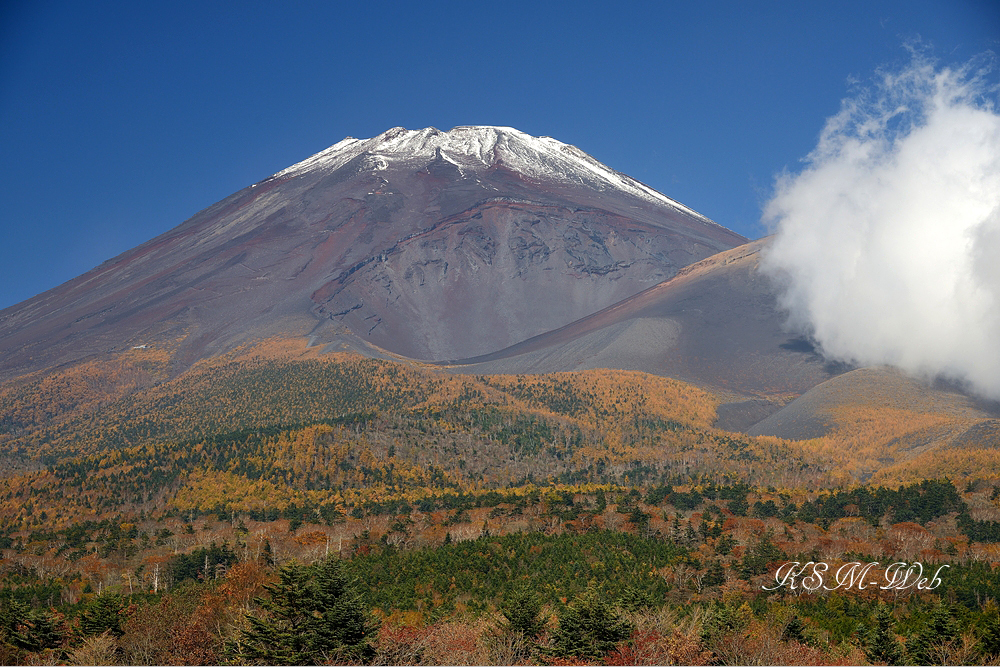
(763, 51), (1000, 399)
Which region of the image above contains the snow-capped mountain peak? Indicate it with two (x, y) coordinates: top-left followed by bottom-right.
(275, 126), (714, 223)
(0, 124), (747, 379)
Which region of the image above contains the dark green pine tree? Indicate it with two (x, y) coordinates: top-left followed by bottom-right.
(979, 612), (1000, 659)
(926, 601), (959, 643)
(239, 556), (377, 665)
(860, 603), (904, 666)
(715, 533), (735, 556)
(781, 614), (807, 644)
(907, 601), (961, 665)
(1, 600), (64, 657)
(547, 588), (633, 661)
(21, 609), (64, 653)
(0, 602), (23, 663)
(739, 534), (785, 579)
(78, 592), (125, 638)
(702, 559), (726, 587)
(1, 600), (31, 642)
(262, 538), (275, 566)
(905, 631), (932, 666)
(499, 587), (547, 640)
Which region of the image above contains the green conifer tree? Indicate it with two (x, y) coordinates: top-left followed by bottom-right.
(1, 600), (64, 658)
(703, 559), (726, 587)
(860, 603), (904, 666)
(926, 601), (959, 643)
(781, 614), (806, 643)
(979, 612), (1000, 659)
(908, 601), (961, 665)
(547, 588), (633, 661)
(238, 556), (377, 665)
(739, 534), (785, 579)
(499, 588), (546, 640)
(78, 592), (125, 638)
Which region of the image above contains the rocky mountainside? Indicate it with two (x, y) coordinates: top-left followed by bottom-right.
(0, 126), (745, 379)
(438, 239), (842, 396)
(438, 237), (1000, 440)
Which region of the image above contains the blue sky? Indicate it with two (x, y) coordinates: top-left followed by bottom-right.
(1, 0), (997, 310)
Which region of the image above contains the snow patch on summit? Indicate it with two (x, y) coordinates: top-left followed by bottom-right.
(275, 126), (718, 225)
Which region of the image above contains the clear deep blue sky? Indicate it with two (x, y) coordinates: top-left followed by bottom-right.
(1, 0), (997, 310)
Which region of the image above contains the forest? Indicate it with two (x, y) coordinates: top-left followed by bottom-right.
(1, 338), (999, 664)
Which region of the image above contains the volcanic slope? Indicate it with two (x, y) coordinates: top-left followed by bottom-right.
(438, 237), (1000, 463)
(0, 126), (745, 380)
(440, 239), (842, 399)
(748, 365), (1000, 483)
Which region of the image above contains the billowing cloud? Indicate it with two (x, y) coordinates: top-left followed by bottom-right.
(763, 52), (1000, 399)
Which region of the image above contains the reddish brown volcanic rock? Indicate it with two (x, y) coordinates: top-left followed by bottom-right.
(0, 126), (745, 379)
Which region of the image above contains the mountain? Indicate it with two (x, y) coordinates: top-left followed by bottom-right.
(436, 237), (1000, 440)
(4, 130), (1000, 667)
(0, 126), (745, 380)
(436, 240), (843, 397)
(5, 124), (988, 452)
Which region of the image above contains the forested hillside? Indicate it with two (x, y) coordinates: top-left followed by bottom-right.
(1, 337), (999, 664)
